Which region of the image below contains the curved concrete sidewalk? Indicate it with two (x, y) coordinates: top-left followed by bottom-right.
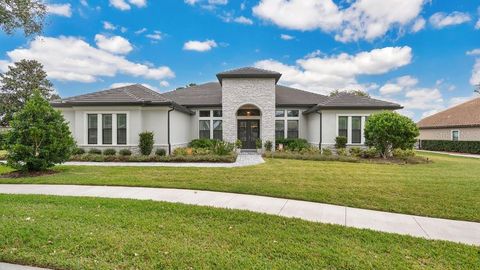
(0, 184), (479, 246)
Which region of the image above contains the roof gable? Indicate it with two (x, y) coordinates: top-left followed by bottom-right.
(216, 67), (282, 84)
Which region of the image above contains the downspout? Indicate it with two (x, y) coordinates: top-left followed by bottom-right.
(167, 106), (175, 155)
(316, 111), (322, 149)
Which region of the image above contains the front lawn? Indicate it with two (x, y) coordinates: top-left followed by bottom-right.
(1, 152), (479, 222)
(0, 195), (478, 269)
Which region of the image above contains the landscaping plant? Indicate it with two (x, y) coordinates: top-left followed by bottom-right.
(364, 111), (419, 158)
(335, 136), (347, 149)
(255, 138), (262, 149)
(264, 140), (273, 152)
(155, 149), (166, 156)
(139, 131), (154, 155)
(189, 138), (216, 149)
(88, 148), (101, 155)
(103, 149), (116, 156)
(275, 138), (309, 151)
(72, 148), (85, 155)
(4, 91), (75, 171)
(119, 149), (132, 156)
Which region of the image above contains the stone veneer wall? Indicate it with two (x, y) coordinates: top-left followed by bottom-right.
(221, 78), (276, 147)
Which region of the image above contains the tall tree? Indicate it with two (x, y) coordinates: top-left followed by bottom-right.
(0, 0), (46, 36)
(0, 59), (57, 126)
(329, 89), (370, 97)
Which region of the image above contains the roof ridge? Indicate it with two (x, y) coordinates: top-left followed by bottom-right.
(122, 86), (144, 102)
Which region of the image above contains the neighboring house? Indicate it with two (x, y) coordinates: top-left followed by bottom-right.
(52, 67), (401, 153)
(417, 97), (480, 141)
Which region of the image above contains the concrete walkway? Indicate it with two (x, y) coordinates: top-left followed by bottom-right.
(418, 150), (480, 159)
(0, 184), (479, 246)
(0, 262), (49, 270)
(63, 152), (264, 167)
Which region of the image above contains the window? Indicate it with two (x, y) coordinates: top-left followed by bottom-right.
(199, 110), (210, 117)
(338, 116), (348, 139)
(452, 130), (459, 141)
(213, 120), (222, 140)
(275, 120), (285, 139)
(287, 110), (299, 117)
(102, 114), (112, 145)
(351, 116), (362, 144)
(287, 120), (299, 139)
(237, 109), (260, 116)
(117, 114), (127, 145)
(275, 110), (285, 117)
(88, 114), (98, 144)
(213, 110), (222, 117)
(199, 120), (210, 139)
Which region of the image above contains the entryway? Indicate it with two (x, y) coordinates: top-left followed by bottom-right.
(237, 120), (260, 149)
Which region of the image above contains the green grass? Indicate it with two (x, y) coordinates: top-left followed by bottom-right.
(0, 195), (478, 269)
(1, 152), (480, 222)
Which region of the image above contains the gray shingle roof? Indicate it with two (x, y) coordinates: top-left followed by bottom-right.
(162, 82), (329, 107)
(216, 67), (282, 84)
(51, 84), (194, 114)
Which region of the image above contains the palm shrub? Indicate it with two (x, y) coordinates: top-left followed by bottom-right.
(189, 138), (216, 149)
(139, 131), (154, 155)
(264, 140), (273, 152)
(212, 140), (234, 155)
(364, 111), (419, 158)
(5, 91), (75, 171)
(335, 136), (347, 149)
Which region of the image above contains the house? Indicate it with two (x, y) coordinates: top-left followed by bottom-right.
(52, 67), (402, 153)
(417, 97), (480, 141)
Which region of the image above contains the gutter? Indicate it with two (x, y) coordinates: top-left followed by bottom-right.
(167, 107), (175, 155)
(316, 111), (322, 149)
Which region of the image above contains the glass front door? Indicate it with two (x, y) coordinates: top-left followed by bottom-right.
(237, 120), (260, 149)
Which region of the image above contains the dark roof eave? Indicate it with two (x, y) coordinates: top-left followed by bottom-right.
(419, 124), (480, 129)
(51, 101), (194, 115)
(216, 74), (282, 85)
(303, 105), (403, 115)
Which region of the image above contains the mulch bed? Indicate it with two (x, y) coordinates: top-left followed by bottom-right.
(0, 170), (58, 178)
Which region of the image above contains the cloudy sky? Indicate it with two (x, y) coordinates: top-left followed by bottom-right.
(1, 0), (479, 120)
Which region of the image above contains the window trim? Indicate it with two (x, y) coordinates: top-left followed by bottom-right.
(351, 116), (362, 144)
(198, 109), (223, 140)
(102, 114), (113, 145)
(84, 112), (129, 146)
(117, 114), (127, 145)
(87, 114), (98, 145)
(336, 114), (370, 145)
(451, 130), (460, 141)
(275, 109), (301, 139)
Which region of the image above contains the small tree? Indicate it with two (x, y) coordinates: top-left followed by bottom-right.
(5, 90), (75, 171)
(0, 0), (47, 36)
(364, 111), (419, 158)
(139, 131), (154, 155)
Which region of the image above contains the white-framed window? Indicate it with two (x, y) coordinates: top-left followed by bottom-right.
(451, 130), (460, 141)
(198, 109), (223, 140)
(275, 109), (300, 139)
(86, 112), (128, 145)
(336, 114), (369, 145)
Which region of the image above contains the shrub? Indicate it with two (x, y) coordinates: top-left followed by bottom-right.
(349, 147), (362, 157)
(173, 147), (188, 156)
(155, 148), (166, 156)
(5, 91), (75, 171)
(419, 140), (480, 154)
(335, 136), (347, 149)
(0, 132), (6, 150)
(264, 151), (359, 163)
(337, 148), (348, 156)
(264, 140), (273, 152)
(70, 153), (237, 163)
(235, 139), (242, 149)
(88, 148), (102, 155)
(255, 138), (262, 149)
(72, 147), (85, 155)
(276, 138), (310, 151)
(103, 148), (116, 156)
(189, 138), (216, 149)
(322, 148), (332, 156)
(212, 140), (234, 155)
(139, 131), (154, 155)
(392, 148), (415, 159)
(192, 148), (211, 155)
(364, 111), (419, 158)
(119, 149), (132, 156)
(362, 147), (379, 159)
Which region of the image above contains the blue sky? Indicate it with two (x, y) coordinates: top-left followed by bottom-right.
(0, 0), (479, 120)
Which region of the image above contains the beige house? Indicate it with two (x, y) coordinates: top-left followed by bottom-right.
(417, 97), (480, 141)
(52, 67), (402, 154)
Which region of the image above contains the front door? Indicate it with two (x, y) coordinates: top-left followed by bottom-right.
(237, 120), (260, 149)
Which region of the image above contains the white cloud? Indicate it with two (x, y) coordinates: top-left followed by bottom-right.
(146, 31), (162, 40)
(404, 88), (444, 110)
(466, 49), (480, 56)
(280, 34), (294, 40)
(183, 40), (218, 52)
(120, 27), (128, 33)
(109, 0), (146, 10)
(470, 59), (480, 85)
(429, 11), (471, 29)
(253, 0), (425, 42)
(1, 36), (174, 83)
(184, 0), (199, 5)
(135, 28), (147, 34)
(80, 0), (88, 7)
(304, 50), (323, 58)
(208, 0), (227, 4)
(254, 46), (412, 94)
(476, 19), (480, 30)
(234, 16), (253, 25)
(103, 21), (116, 30)
(379, 75), (419, 95)
(46, 3), (72, 17)
(160, 80), (170, 87)
(110, 82), (159, 91)
(411, 17), (426, 32)
(95, 34), (133, 54)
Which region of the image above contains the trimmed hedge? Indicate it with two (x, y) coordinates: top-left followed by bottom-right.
(275, 138), (310, 151)
(420, 140), (480, 154)
(69, 153), (237, 163)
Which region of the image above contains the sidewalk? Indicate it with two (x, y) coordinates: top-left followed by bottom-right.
(0, 184), (479, 246)
(417, 149), (480, 159)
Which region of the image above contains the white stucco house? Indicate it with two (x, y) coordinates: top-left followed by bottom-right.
(52, 67), (402, 154)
